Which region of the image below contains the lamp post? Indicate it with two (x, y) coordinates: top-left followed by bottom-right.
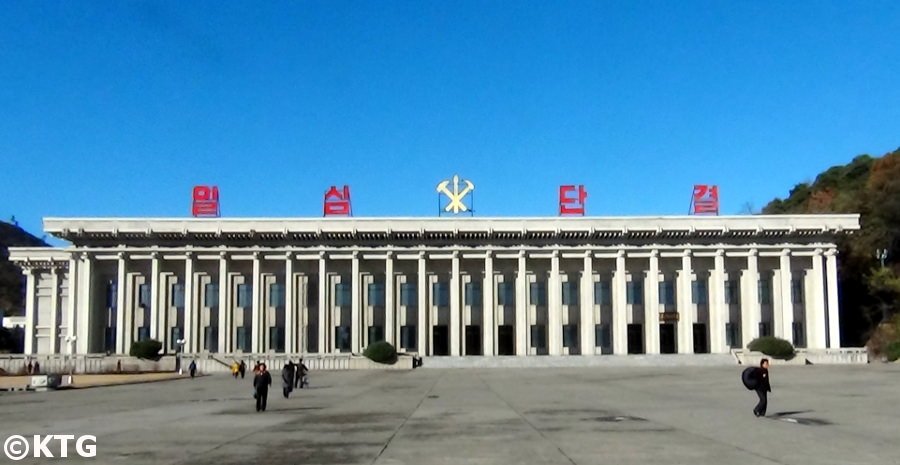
(176, 339), (185, 375)
(64, 335), (77, 384)
(876, 249), (889, 269)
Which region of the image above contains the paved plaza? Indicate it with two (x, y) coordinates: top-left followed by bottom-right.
(1, 364), (898, 464)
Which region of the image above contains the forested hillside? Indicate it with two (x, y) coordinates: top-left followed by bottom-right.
(0, 221), (48, 316)
(763, 148), (900, 348)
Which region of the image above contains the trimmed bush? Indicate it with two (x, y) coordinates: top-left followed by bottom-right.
(363, 341), (398, 364)
(748, 336), (795, 360)
(885, 341), (900, 362)
(129, 339), (163, 360)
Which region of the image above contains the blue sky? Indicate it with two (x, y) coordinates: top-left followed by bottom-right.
(2, 1), (899, 243)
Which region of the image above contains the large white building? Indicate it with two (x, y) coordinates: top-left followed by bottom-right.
(9, 215), (858, 358)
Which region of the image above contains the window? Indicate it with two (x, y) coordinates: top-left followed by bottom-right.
(205, 283), (219, 308)
(368, 325), (385, 343)
(791, 278), (804, 304)
(464, 281), (482, 307)
(335, 283), (351, 307)
(400, 325), (417, 350)
(137, 327), (150, 341)
(106, 282), (118, 309)
(757, 277), (772, 305)
(530, 325), (547, 349)
(138, 284), (151, 308)
(692, 279), (708, 305)
(530, 282), (547, 306)
(236, 327), (251, 352)
(433, 281), (450, 307)
(725, 323), (739, 347)
(659, 280), (675, 306)
(626, 280), (643, 305)
(562, 281), (579, 306)
(368, 283), (386, 307)
(400, 283), (417, 307)
(170, 326), (183, 350)
(758, 322), (772, 337)
(594, 280), (612, 306)
(792, 322), (805, 347)
(595, 323), (611, 348)
(269, 327), (285, 352)
(498, 282), (515, 306)
(237, 284), (252, 308)
(172, 284), (185, 308)
(269, 283), (285, 307)
(562, 324), (578, 348)
(307, 282), (319, 307)
(724, 280), (740, 305)
(335, 326), (351, 351)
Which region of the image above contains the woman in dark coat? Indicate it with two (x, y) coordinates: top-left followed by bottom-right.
(282, 361), (295, 398)
(253, 363), (272, 412)
(753, 359), (772, 417)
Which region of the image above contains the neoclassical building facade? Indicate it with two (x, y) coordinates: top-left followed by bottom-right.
(10, 215), (858, 357)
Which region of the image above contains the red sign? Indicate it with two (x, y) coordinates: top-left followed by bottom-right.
(324, 185), (352, 216)
(559, 185), (588, 216)
(692, 185), (719, 215)
(191, 185), (220, 217)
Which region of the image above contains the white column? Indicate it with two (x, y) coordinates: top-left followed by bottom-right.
(251, 253), (261, 353)
(183, 253), (195, 353)
(149, 253), (160, 340)
(77, 254), (92, 354)
(115, 253), (127, 353)
(808, 250), (827, 349)
(351, 252), (360, 353)
(710, 250), (726, 353)
(385, 253), (395, 347)
(285, 253), (294, 354)
(677, 250), (694, 354)
(483, 252), (495, 356)
(580, 252), (594, 355)
(740, 249), (760, 348)
(218, 253), (228, 353)
(644, 250), (660, 354)
(515, 251), (527, 356)
(450, 252), (461, 356)
(49, 268), (60, 354)
(317, 253), (327, 354)
(24, 269), (36, 355)
(417, 252), (427, 355)
(825, 249), (840, 348)
(612, 251), (627, 355)
(67, 258), (78, 349)
(548, 251), (562, 355)
(778, 250), (793, 343)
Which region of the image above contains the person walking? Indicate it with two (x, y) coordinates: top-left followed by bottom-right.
(189, 360), (197, 378)
(282, 361), (295, 398)
(296, 358), (309, 389)
(239, 360), (246, 379)
(231, 361), (239, 378)
(753, 358), (772, 417)
(253, 363), (272, 412)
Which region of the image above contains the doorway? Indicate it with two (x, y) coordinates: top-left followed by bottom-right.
(497, 325), (514, 355)
(659, 323), (676, 354)
(465, 325), (482, 355)
(432, 325), (449, 356)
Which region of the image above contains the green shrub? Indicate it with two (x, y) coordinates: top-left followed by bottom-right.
(363, 341), (397, 364)
(129, 339), (162, 360)
(748, 336), (795, 360)
(885, 341), (900, 362)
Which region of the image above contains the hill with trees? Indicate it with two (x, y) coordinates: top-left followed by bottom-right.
(0, 220), (48, 316)
(763, 148), (900, 351)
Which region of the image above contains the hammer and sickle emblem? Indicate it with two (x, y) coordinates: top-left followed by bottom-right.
(436, 175), (475, 213)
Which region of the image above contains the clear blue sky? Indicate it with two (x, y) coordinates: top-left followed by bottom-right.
(2, 1), (899, 243)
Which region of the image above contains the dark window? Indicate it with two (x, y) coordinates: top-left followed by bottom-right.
(137, 327), (150, 341)
(562, 281), (579, 306)
(237, 284), (252, 308)
(106, 282), (117, 309)
(269, 327), (285, 352)
(138, 284), (151, 308)
(791, 278), (804, 304)
(464, 281), (482, 307)
(368, 325), (385, 344)
(724, 280), (740, 305)
(269, 283), (285, 307)
(529, 282), (547, 306)
(530, 324), (547, 349)
(368, 283), (385, 307)
(758, 277), (772, 305)
(172, 284), (185, 308)
(335, 326), (351, 351)
(626, 280), (643, 305)
(758, 322), (772, 337)
(659, 280), (675, 306)
(170, 326), (183, 350)
(562, 324), (578, 348)
(433, 281), (450, 307)
(307, 281), (319, 307)
(498, 282), (515, 306)
(400, 325), (417, 350)
(595, 323), (611, 348)
(400, 283), (417, 307)
(205, 283), (219, 308)
(792, 322), (805, 347)
(236, 327), (251, 352)
(692, 279), (708, 305)
(335, 283), (351, 307)
(594, 280), (612, 306)
(725, 323), (740, 347)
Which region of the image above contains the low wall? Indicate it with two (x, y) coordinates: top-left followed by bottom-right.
(736, 348), (869, 366)
(0, 354), (175, 375)
(180, 353), (414, 374)
(422, 354), (737, 368)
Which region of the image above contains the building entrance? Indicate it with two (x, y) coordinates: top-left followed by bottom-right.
(432, 325), (449, 356)
(465, 325), (482, 355)
(659, 323), (676, 354)
(497, 325), (514, 355)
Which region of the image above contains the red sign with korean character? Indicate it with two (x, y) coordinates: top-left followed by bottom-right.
(559, 185), (588, 216)
(191, 185), (220, 217)
(324, 185), (352, 216)
(691, 184), (719, 215)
